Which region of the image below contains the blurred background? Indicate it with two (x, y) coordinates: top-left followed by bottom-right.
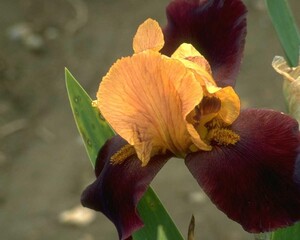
(0, 0), (299, 239)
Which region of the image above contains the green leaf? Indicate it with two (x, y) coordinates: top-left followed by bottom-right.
(271, 222), (300, 240)
(157, 225), (168, 240)
(266, 0), (300, 67)
(65, 68), (184, 240)
(134, 188), (184, 240)
(65, 68), (114, 166)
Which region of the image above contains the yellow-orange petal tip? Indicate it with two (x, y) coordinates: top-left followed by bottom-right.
(133, 18), (164, 53)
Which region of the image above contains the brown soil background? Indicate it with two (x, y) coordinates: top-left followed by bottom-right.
(0, 0), (299, 240)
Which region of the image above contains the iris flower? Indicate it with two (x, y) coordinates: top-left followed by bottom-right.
(81, 0), (300, 239)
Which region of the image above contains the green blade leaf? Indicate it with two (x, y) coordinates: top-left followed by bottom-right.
(271, 222), (300, 240)
(65, 68), (114, 166)
(65, 68), (184, 240)
(134, 188), (184, 240)
(266, 0), (300, 67)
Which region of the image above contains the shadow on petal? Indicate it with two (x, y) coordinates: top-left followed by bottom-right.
(162, 0), (247, 87)
(185, 109), (300, 232)
(81, 136), (172, 240)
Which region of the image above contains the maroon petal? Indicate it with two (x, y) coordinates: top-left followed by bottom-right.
(81, 136), (171, 240)
(162, 0), (247, 87)
(185, 109), (300, 232)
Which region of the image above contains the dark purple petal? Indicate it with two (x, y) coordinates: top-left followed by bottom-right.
(185, 109), (300, 233)
(81, 135), (171, 240)
(162, 0), (247, 87)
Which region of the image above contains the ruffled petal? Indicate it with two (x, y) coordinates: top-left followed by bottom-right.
(81, 136), (171, 240)
(171, 43), (217, 88)
(98, 50), (203, 165)
(185, 109), (300, 233)
(162, 0), (247, 87)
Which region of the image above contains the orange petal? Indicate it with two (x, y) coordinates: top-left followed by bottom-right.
(172, 43), (211, 74)
(133, 19), (165, 53)
(186, 123), (212, 151)
(171, 43), (202, 59)
(215, 86), (240, 124)
(171, 43), (217, 89)
(98, 51), (203, 165)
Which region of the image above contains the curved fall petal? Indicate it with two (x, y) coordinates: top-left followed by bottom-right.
(81, 136), (171, 240)
(98, 50), (203, 165)
(162, 0), (247, 87)
(133, 18), (165, 53)
(185, 109), (300, 233)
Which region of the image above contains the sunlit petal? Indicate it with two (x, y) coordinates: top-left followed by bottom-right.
(171, 43), (208, 71)
(215, 86), (240, 124)
(171, 43), (216, 87)
(133, 18), (165, 53)
(98, 51), (203, 165)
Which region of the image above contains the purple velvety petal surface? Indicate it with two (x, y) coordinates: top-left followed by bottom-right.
(81, 136), (171, 240)
(162, 0), (247, 87)
(185, 109), (300, 233)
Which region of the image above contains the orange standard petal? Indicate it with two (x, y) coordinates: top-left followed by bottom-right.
(97, 18), (241, 166)
(98, 51), (203, 166)
(171, 43), (217, 90)
(133, 18), (165, 53)
(214, 86), (240, 125)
